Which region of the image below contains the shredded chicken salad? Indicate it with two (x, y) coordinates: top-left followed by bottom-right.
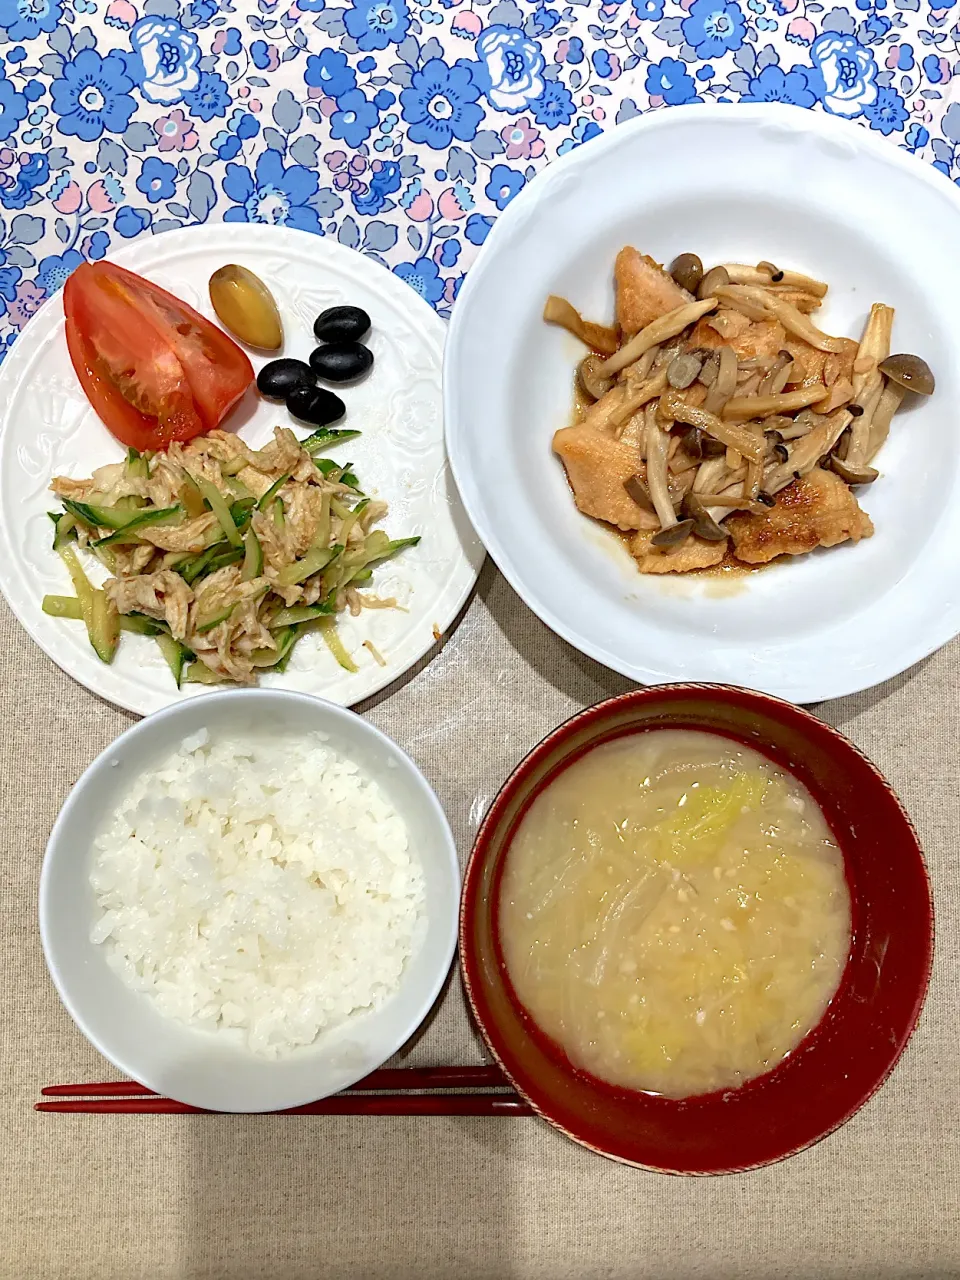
(44, 425), (418, 685)
(546, 249), (935, 574)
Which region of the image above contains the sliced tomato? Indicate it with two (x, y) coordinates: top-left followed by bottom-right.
(63, 261), (254, 451)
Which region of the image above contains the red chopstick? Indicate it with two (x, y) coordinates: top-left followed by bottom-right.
(41, 1064), (509, 1099)
(36, 1064), (533, 1116)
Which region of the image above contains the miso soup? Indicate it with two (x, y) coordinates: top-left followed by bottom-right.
(499, 730), (851, 1098)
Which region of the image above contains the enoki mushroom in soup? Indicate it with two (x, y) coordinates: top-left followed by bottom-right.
(546, 248), (934, 574)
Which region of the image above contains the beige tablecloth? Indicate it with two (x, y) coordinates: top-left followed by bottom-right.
(2, 560), (958, 1279)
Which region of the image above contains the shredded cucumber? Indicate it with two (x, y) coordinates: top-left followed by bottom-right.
(196, 477), (242, 548)
(318, 617), (358, 672)
(276, 543), (343, 587)
(241, 528), (262, 581)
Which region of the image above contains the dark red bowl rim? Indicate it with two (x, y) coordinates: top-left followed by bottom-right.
(459, 683), (934, 1175)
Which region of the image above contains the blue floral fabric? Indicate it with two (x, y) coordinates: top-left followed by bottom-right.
(0, 0), (954, 343)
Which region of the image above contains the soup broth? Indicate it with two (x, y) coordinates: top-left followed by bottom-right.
(499, 730), (851, 1098)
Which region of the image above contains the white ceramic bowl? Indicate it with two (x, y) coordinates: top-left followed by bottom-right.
(39, 690), (460, 1113)
(444, 103), (960, 703)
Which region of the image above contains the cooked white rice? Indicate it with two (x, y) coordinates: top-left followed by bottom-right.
(89, 728), (425, 1058)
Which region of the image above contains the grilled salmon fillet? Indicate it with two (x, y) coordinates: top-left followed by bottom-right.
(727, 468), (873, 564)
(615, 248), (692, 338)
(630, 530), (727, 574)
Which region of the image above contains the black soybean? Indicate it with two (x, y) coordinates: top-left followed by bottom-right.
(313, 305), (371, 344)
(285, 383), (346, 427)
(257, 358), (314, 400)
(309, 341), (374, 384)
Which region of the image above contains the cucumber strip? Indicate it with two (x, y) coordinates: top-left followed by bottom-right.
(125, 448), (149, 481)
(120, 613), (163, 636)
(155, 634), (192, 687)
(91, 505), (182, 547)
(301, 427), (361, 454)
(336, 497), (369, 548)
(195, 603), (237, 635)
(256, 472), (292, 512)
(250, 625), (295, 667)
(350, 567), (373, 584)
(220, 456), (249, 476)
(272, 626), (302, 673)
(58, 545), (95, 638)
(314, 490), (331, 550)
(89, 589), (119, 663)
(196, 478), (242, 548)
(205, 547), (245, 575)
(179, 540), (229, 585)
(273, 498), (285, 529)
(182, 661), (228, 685)
(241, 528), (263, 582)
(276, 542), (343, 587)
(52, 512), (76, 551)
(62, 499), (148, 531)
(230, 497), (256, 531)
(319, 617), (358, 672)
(42, 594), (82, 619)
(270, 602), (335, 627)
(224, 474), (253, 500)
(314, 458), (339, 477)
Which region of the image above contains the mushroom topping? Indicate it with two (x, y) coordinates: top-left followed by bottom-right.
(623, 473), (656, 512)
(829, 456), (879, 485)
(651, 518), (695, 548)
(666, 351), (704, 390)
(670, 253), (704, 295)
(543, 295), (619, 354)
(697, 266), (730, 300)
(878, 353), (935, 396)
(578, 354), (614, 402)
(599, 298), (718, 378)
(682, 493), (728, 541)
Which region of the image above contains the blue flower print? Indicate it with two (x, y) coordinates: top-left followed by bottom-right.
(0, 0), (62, 41)
(563, 37), (584, 63)
(393, 256), (444, 303)
(136, 156), (177, 202)
(330, 88), (379, 147)
(250, 41), (277, 72)
(632, 0), (664, 17)
(114, 205), (152, 237)
(51, 50), (136, 142)
(213, 131), (241, 159)
(864, 85), (908, 134)
(905, 122), (929, 149)
(529, 79), (575, 128)
(130, 17), (201, 107)
(741, 64), (822, 106)
(0, 265), (20, 301)
(682, 0), (746, 57)
(438, 238), (460, 267)
(573, 118), (602, 145)
(810, 32), (877, 117)
(645, 57), (701, 104)
(352, 158), (401, 215)
(37, 248), (82, 294)
(0, 72), (25, 142)
(922, 53), (944, 83)
(474, 26), (545, 113)
(183, 71), (230, 122)
(485, 162), (525, 208)
(222, 147), (321, 233)
(399, 58), (482, 149)
(344, 0), (411, 52)
(84, 229), (110, 260)
(305, 49), (357, 99)
(0, 151), (47, 208)
(464, 212), (493, 244)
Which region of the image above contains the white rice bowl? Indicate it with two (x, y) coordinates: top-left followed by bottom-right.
(40, 689), (459, 1113)
(90, 728), (426, 1058)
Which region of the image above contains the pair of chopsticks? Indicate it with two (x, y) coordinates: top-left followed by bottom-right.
(37, 1064), (533, 1116)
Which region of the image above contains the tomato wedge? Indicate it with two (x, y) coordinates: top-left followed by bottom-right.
(63, 261), (254, 451)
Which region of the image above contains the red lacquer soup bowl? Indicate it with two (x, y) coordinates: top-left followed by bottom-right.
(460, 684), (934, 1175)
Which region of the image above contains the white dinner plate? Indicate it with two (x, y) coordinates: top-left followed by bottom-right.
(0, 225), (482, 715)
(444, 103), (960, 704)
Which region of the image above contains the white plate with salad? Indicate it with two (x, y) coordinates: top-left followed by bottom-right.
(0, 225), (482, 715)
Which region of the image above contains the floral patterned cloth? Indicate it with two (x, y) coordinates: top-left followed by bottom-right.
(0, 0), (955, 349)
